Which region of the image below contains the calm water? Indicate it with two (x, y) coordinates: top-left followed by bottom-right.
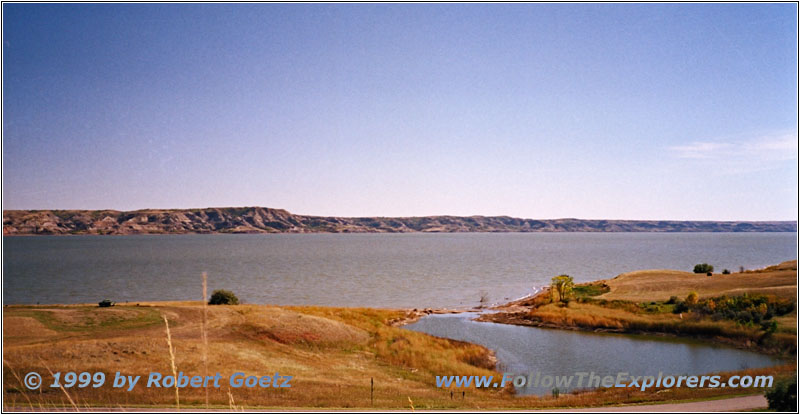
(2, 232), (796, 307)
(405, 313), (783, 395)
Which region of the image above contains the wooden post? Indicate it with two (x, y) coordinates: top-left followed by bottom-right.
(370, 377), (374, 407)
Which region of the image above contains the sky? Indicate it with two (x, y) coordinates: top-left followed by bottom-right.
(3, 3), (798, 220)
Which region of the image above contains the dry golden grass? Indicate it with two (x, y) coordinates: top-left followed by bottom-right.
(599, 260), (797, 302)
(482, 261), (798, 358)
(772, 313), (797, 334)
(2, 303), (510, 409)
(5, 261), (796, 410)
(516, 301), (793, 352)
(162, 314), (180, 409)
(5, 301), (789, 410)
(3, 317), (57, 340)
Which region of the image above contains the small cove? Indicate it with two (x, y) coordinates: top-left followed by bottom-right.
(404, 312), (783, 396)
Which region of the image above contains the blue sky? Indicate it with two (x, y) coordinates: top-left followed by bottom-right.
(3, 3), (797, 220)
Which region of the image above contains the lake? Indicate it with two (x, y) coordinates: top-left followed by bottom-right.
(2, 232), (796, 307)
(404, 312), (783, 395)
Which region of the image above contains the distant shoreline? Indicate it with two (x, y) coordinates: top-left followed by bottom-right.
(3, 207), (797, 235)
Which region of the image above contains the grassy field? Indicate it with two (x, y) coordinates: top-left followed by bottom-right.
(4, 297), (794, 410)
(3, 303), (504, 409)
(598, 261), (797, 302)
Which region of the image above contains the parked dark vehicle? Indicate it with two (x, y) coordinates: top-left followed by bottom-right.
(98, 299), (115, 307)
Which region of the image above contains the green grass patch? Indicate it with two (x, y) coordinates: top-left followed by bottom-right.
(11, 306), (162, 333)
(640, 301), (675, 314)
(573, 283), (610, 298)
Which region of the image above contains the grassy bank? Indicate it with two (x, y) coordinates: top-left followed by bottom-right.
(3, 303), (503, 409)
(482, 261), (797, 357)
(3, 295), (795, 410)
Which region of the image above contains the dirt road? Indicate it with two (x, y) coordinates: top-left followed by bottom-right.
(545, 394), (768, 412)
(4, 394), (770, 412)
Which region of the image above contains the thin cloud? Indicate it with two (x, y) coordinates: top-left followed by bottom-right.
(669, 142), (733, 159)
(669, 131), (798, 162)
(743, 133), (798, 159)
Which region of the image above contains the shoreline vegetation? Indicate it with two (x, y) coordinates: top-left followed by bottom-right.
(3, 207), (797, 235)
(480, 261), (798, 357)
(3, 262), (797, 410)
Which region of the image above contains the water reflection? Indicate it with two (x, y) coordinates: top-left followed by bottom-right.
(404, 313), (782, 395)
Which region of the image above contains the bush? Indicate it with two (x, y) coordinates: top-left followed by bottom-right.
(686, 291), (699, 305)
(689, 293), (795, 325)
(761, 320), (778, 334)
(722, 269), (730, 274)
(666, 296), (678, 304)
(673, 301), (689, 314)
(208, 289), (239, 305)
(693, 263), (714, 273)
(765, 378), (797, 412)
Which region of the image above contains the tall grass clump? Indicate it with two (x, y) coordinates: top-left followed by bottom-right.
(162, 315), (180, 410)
(202, 272), (210, 408)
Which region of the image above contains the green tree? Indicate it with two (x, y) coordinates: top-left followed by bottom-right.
(551, 275), (574, 304)
(693, 263), (714, 273)
(209, 289), (239, 305)
(765, 378), (797, 412)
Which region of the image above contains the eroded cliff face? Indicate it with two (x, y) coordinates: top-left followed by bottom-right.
(2, 207), (796, 235)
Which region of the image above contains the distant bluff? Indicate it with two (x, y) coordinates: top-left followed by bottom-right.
(2, 207), (796, 235)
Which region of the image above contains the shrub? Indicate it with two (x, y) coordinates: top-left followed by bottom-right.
(686, 291), (699, 305)
(761, 320), (778, 334)
(689, 293), (795, 325)
(765, 378), (797, 412)
(693, 263), (714, 273)
(666, 296), (678, 304)
(722, 269), (730, 274)
(673, 301), (689, 314)
(702, 299), (717, 313)
(208, 289), (239, 305)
